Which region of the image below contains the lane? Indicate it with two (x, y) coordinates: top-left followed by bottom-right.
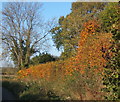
(1, 87), (17, 100)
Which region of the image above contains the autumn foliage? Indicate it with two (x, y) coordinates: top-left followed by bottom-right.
(17, 20), (114, 100)
(65, 20), (113, 76)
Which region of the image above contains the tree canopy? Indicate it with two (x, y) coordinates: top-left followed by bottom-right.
(51, 2), (107, 59)
(2, 2), (54, 69)
(30, 53), (58, 65)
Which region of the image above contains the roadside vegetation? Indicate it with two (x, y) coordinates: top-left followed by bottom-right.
(1, 2), (119, 101)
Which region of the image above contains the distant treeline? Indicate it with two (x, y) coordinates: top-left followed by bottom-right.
(30, 53), (59, 66)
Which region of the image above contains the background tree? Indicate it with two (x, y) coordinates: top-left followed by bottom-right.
(2, 2), (55, 69)
(51, 2), (107, 59)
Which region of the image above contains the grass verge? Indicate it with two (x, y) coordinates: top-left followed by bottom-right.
(2, 77), (61, 101)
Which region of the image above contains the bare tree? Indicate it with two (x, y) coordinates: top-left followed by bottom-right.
(1, 2), (55, 69)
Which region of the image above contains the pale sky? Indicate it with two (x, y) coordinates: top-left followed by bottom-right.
(0, 1), (73, 67)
